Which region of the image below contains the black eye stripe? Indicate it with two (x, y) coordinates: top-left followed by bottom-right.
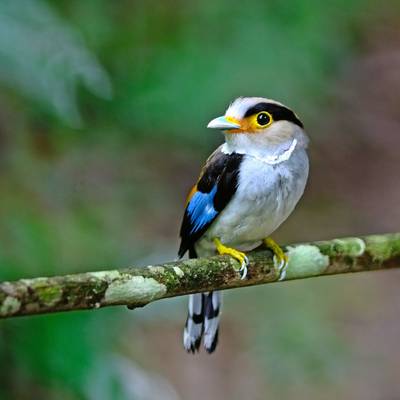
(244, 102), (303, 128)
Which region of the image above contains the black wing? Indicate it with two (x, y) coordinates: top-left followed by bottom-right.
(178, 148), (243, 258)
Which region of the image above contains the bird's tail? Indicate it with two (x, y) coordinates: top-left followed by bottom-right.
(183, 291), (221, 353)
(203, 291), (221, 353)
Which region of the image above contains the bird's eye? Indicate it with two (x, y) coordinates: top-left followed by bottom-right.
(256, 112), (272, 127)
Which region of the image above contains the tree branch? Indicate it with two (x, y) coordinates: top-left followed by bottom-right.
(1, 233), (399, 319)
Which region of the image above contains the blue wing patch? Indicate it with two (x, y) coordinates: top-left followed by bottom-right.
(187, 185), (218, 234)
(178, 150), (243, 258)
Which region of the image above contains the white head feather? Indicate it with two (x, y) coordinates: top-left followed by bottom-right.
(222, 97), (309, 161)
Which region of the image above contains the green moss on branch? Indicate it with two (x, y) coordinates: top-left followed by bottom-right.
(1, 233), (399, 318)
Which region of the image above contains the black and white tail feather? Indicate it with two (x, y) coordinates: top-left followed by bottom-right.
(183, 291), (221, 353)
(181, 247), (222, 353)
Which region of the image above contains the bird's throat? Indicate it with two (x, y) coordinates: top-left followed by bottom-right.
(221, 138), (297, 165)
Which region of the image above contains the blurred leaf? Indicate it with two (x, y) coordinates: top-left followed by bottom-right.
(0, 309), (122, 398)
(0, 0), (112, 126)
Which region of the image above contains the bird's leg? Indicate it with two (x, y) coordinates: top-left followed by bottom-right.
(263, 237), (288, 281)
(213, 238), (249, 280)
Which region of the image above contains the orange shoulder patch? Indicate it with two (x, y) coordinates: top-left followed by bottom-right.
(185, 184), (197, 206)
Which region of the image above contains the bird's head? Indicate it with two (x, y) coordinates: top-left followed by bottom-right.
(207, 97), (308, 149)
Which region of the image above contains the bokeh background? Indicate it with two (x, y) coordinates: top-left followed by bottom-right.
(0, 0), (400, 399)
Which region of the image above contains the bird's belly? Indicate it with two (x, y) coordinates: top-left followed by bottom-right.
(198, 152), (308, 253)
(209, 187), (296, 249)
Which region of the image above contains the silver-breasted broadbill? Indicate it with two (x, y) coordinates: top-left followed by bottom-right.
(178, 97), (309, 353)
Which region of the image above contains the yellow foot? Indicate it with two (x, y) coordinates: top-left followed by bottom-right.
(263, 237), (288, 281)
(213, 238), (249, 280)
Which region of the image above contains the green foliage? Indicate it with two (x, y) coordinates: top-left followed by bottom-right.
(0, 0), (398, 398)
(59, 0), (368, 140)
(0, 309), (123, 398)
(0, 0), (111, 126)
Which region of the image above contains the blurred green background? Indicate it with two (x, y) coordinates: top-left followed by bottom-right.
(1, 0), (400, 399)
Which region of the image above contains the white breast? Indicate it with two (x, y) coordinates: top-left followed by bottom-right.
(197, 148), (309, 254)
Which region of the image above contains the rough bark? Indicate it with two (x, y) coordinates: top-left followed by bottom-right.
(1, 233), (399, 319)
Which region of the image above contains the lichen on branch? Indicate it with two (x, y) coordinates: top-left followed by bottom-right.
(1, 233), (399, 319)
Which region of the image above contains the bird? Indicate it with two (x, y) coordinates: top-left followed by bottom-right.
(178, 96), (309, 353)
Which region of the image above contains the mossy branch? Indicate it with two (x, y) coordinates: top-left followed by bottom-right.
(1, 233), (400, 319)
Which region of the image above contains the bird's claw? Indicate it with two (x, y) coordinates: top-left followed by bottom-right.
(264, 237), (288, 281)
(239, 255), (249, 280)
(273, 253), (288, 281)
(213, 238), (249, 280)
